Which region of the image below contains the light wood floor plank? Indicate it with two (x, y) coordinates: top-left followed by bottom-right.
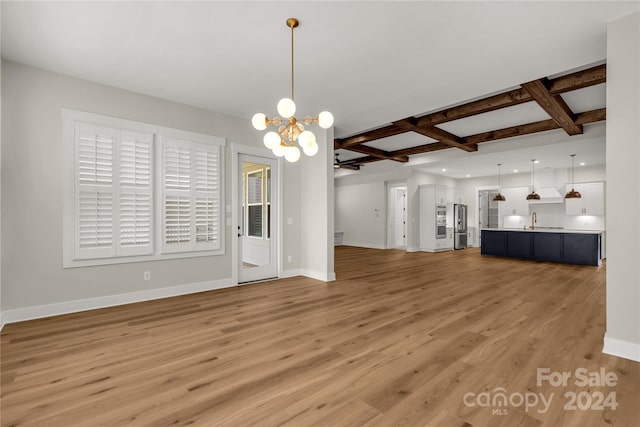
(1, 247), (639, 426)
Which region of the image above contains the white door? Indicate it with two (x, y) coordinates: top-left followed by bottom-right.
(238, 154), (278, 283)
(394, 188), (407, 247)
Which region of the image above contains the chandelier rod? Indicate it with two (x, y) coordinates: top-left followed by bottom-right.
(287, 18), (299, 102)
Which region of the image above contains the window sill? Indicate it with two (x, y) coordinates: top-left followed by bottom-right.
(63, 249), (225, 269)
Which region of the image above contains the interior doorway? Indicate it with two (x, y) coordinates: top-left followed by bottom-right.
(387, 183), (408, 249)
(478, 189), (500, 230)
(238, 154), (278, 283)
(478, 189), (499, 248)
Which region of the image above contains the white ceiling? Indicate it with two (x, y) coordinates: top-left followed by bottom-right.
(2, 1), (636, 178)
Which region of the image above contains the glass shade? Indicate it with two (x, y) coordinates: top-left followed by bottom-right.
(277, 98), (296, 118)
(263, 131), (281, 149)
(252, 113), (267, 130)
(272, 144), (285, 157)
(298, 130), (316, 149)
(284, 146), (301, 163)
(303, 142), (318, 156)
(318, 111), (334, 129)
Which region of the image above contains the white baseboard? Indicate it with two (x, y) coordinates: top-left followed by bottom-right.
(406, 246), (420, 253)
(603, 334), (640, 362)
(302, 269), (336, 282)
(280, 269), (302, 278)
(0, 312), (4, 333)
(341, 241), (386, 250)
(1, 278), (234, 324)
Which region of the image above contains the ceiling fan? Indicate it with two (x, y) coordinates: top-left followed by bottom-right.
(334, 153), (361, 171)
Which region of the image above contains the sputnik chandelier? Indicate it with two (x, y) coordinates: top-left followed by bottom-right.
(251, 18), (334, 163)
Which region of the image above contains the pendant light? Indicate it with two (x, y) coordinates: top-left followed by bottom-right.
(493, 163), (506, 201)
(526, 159), (540, 200)
(565, 154), (582, 199)
(251, 18), (334, 163)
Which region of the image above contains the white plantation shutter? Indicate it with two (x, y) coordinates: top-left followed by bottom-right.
(164, 195), (191, 246)
(163, 138), (192, 252)
(194, 145), (220, 250)
(162, 138), (221, 253)
(73, 123), (153, 260)
(118, 131), (153, 256)
(74, 123), (116, 259)
(78, 191), (113, 250)
(65, 109), (225, 267)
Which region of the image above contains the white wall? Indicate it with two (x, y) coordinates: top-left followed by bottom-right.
(334, 167), (457, 251)
(300, 127), (334, 281)
(0, 11), (3, 329)
(0, 60), (308, 315)
(335, 181), (386, 249)
(604, 12), (640, 362)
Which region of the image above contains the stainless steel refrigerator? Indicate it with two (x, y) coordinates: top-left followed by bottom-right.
(454, 204), (468, 249)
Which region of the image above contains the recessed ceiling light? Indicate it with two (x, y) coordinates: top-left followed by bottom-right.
(442, 168), (446, 172)
(513, 169), (518, 173)
(580, 162), (585, 166)
(534, 160), (540, 164)
(466, 174), (471, 178)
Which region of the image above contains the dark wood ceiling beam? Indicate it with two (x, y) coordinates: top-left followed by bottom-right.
(464, 118), (559, 145)
(352, 108), (606, 164)
(463, 108), (605, 146)
(336, 141), (409, 162)
(415, 88), (532, 128)
(341, 156), (379, 165)
(332, 65), (607, 166)
(391, 142), (449, 157)
(394, 118), (477, 152)
(548, 64), (606, 95)
(335, 124), (407, 148)
(575, 107), (606, 124)
(522, 78), (583, 135)
(413, 65), (606, 129)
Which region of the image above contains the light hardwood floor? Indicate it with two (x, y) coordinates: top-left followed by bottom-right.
(1, 247), (638, 426)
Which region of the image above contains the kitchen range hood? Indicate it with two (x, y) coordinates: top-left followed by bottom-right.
(528, 187), (565, 204)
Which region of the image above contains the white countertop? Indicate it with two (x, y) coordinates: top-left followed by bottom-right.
(481, 228), (604, 234)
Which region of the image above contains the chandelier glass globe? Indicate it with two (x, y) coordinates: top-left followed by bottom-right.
(250, 18), (333, 163)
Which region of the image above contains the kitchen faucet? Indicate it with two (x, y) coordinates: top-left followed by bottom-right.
(530, 212), (537, 230)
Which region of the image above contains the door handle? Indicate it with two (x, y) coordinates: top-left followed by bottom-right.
(238, 233), (244, 237)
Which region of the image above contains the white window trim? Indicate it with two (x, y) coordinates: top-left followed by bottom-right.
(62, 108), (226, 268)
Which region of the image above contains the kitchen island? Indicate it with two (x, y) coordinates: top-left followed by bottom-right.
(481, 228), (603, 266)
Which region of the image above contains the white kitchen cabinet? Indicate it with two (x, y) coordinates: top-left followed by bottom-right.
(447, 187), (465, 204)
(420, 184), (452, 252)
(565, 182), (604, 216)
(445, 227), (454, 249)
(500, 187), (530, 216)
(435, 185), (447, 205)
(467, 226), (476, 247)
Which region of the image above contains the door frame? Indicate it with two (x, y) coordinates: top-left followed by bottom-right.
(385, 181), (408, 249)
(475, 185), (500, 248)
(231, 143), (284, 285)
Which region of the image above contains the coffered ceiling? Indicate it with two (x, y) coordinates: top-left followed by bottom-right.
(2, 1), (637, 177)
(333, 64), (606, 169)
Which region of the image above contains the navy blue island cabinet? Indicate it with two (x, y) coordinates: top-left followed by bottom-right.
(481, 229), (602, 266)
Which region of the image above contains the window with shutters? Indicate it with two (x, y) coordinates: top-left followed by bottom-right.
(161, 137), (221, 253)
(63, 109), (225, 268)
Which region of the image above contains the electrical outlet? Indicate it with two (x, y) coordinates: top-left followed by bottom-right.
(287, 255), (292, 262)
(144, 271), (151, 281)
